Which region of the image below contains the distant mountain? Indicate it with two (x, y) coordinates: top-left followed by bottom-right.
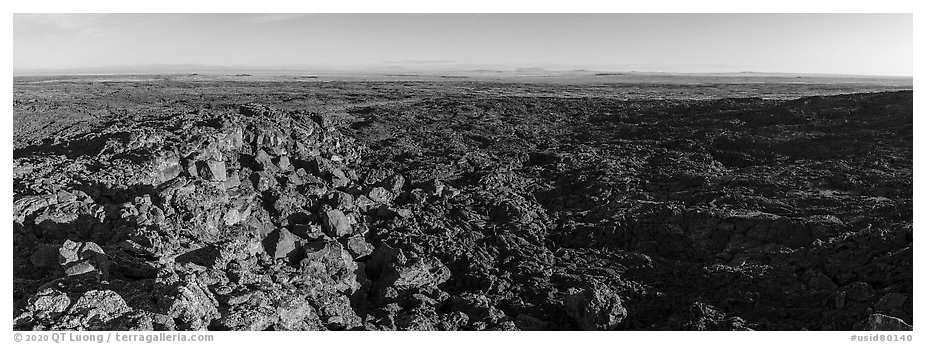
(12, 64), (913, 80)
(514, 67), (547, 73)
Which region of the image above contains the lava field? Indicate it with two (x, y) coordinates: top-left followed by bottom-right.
(12, 78), (913, 331)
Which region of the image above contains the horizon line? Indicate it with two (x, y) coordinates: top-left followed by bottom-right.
(12, 65), (914, 79)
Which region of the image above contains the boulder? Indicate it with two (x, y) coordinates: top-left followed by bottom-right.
(225, 170), (241, 189)
(291, 223), (324, 240)
(276, 155), (293, 172)
(384, 257), (451, 291)
(326, 191), (355, 211)
(368, 187), (394, 204)
(564, 283), (627, 330)
(354, 195), (379, 213)
(26, 288), (72, 319)
(255, 149), (278, 172)
(211, 306), (277, 331)
(285, 171), (304, 187)
(199, 159), (227, 182)
(330, 168), (350, 188)
(344, 235), (374, 259)
(309, 291), (362, 330)
(264, 227), (302, 262)
(321, 208), (352, 238)
(14, 194), (60, 224)
(152, 154), (182, 184)
(251, 171), (278, 192)
(275, 295), (326, 331)
(301, 239), (360, 293)
(379, 174), (405, 194)
(56, 290), (131, 330)
(158, 278), (220, 330)
(58, 240), (109, 277)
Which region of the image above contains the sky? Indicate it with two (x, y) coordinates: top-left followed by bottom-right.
(13, 13), (913, 76)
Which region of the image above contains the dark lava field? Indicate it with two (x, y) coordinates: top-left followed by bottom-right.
(12, 76), (913, 331)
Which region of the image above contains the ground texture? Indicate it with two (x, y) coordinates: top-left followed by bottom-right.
(13, 78), (913, 330)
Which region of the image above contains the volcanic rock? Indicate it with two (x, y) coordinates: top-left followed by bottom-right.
(321, 207), (353, 238)
(344, 235), (374, 259)
(857, 314), (913, 331)
(368, 187), (395, 204)
(275, 295), (326, 331)
(58, 240), (110, 277)
(301, 239), (360, 293)
(200, 159), (227, 182)
(264, 227), (302, 262)
(158, 277), (220, 330)
(58, 290), (131, 329)
(564, 283), (628, 330)
(12, 83), (913, 331)
(874, 293), (908, 312)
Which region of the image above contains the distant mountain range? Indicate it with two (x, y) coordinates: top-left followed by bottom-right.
(13, 64), (913, 80)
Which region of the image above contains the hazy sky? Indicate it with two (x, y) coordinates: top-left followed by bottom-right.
(13, 13), (913, 75)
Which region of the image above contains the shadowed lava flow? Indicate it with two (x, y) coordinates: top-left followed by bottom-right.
(13, 82), (912, 330)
